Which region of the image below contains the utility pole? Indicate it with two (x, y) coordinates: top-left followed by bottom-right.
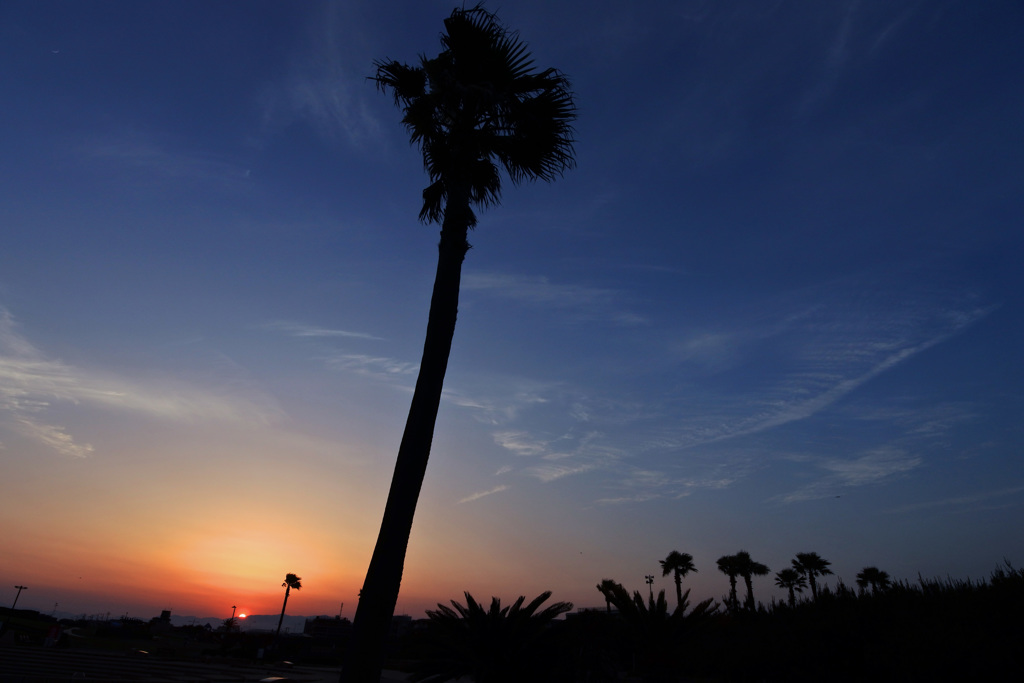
(645, 575), (655, 603)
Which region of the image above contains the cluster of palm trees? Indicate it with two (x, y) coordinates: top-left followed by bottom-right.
(623, 550), (889, 612)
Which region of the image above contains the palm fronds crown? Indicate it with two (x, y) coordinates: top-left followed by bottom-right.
(373, 5), (576, 225)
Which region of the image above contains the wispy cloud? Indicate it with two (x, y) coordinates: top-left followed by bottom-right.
(494, 427), (628, 484)
(13, 416), (93, 459)
(887, 486), (1024, 514)
(264, 320), (382, 341)
(0, 308), (283, 457)
(323, 353), (418, 378)
(774, 446), (922, 503)
(457, 484), (509, 504)
(260, 3), (381, 147)
(493, 431), (549, 457)
(522, 462), (596, 483)
(456, 268), (996, 504)
(656, 279), (997, 450)
(595, 466), (740, 505)
(81, 134), (252, 189)
(440, 378), (554, 426)
(463, 272), (645, 325)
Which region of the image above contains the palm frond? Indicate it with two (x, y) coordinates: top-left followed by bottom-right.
(373, 4), (575, 225)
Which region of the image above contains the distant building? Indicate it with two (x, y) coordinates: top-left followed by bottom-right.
(389, 615), (413, 639)
(303, 615), (351, 639)
(149, 610), (173, 635)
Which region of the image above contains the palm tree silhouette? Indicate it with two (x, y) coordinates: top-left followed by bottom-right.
(275, 573), (302, 643)
(659, 551), (697, 610)
(774, 568), (807, 607)
(716, 554), (742, 611)
(597, 580), (718, 680)
(734, 550), (770, 611)
(855, 566), (891, 595)
(596, 578), (620, 613)
(344, 8), (575, 682)
(792, 552), (833, 601)
(414, 591), (572, 682)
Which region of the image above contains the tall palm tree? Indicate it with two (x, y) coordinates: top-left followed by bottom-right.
(716, 554), (742, 611)
(774, 568), (807, 607)
(855, 566), (891, 595)
(792, 552), (833, 601)
(275, 573), (302, 643)
(659, 551), (697, 611)
(734, 550), (770, 611)
(344, 8), (575, 682)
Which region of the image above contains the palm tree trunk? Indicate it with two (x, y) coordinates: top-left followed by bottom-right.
(743, 575), (754, 610)
(674, 574), (683, 610)
(275, 585), (290, 643)
(341, 192), (471, 683)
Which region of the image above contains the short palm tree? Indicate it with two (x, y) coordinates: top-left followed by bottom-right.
(659, 551), (698, 610)
(774, 568), (807, 607)
(596, 578), (620, 614)
(734, 550), (770, 611)
(598, 579), (717, 680)
(856, 566), (891, 595)
(344, 8), (575, 682)
(792, 552), (833, 601)
(275, 573), (302, 643)
(412, 591), (572, 683)
(716, 554), (742, 611)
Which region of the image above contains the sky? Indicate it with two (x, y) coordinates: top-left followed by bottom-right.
(1, 0), (1022, 621)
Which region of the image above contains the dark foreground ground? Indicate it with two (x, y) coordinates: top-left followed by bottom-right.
(0, 645), (413, 683)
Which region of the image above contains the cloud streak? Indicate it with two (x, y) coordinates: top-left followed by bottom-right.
(463, 272), (645, 325)
(457, 485), (509, 504)
(81, 134), (252, 190)
(323, 353), (418, 378)
(774, 446), (923, 503)
(448, 268), (998, 504)
(264, 321), (382, 341)
(260, 3), (381, 147)
(0, 308), (283, 457)
(887, 486), (1024, 514)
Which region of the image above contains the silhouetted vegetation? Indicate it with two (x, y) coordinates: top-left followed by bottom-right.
(409, 591), (571, 683)
(397, 561), (1023, 681)
(792, 551), (833, 601)
(274, 572), (302, 645)
(659, 550), (697, 610)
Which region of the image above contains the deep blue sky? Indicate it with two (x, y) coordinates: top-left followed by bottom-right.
(1, 0), (1022, 618)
